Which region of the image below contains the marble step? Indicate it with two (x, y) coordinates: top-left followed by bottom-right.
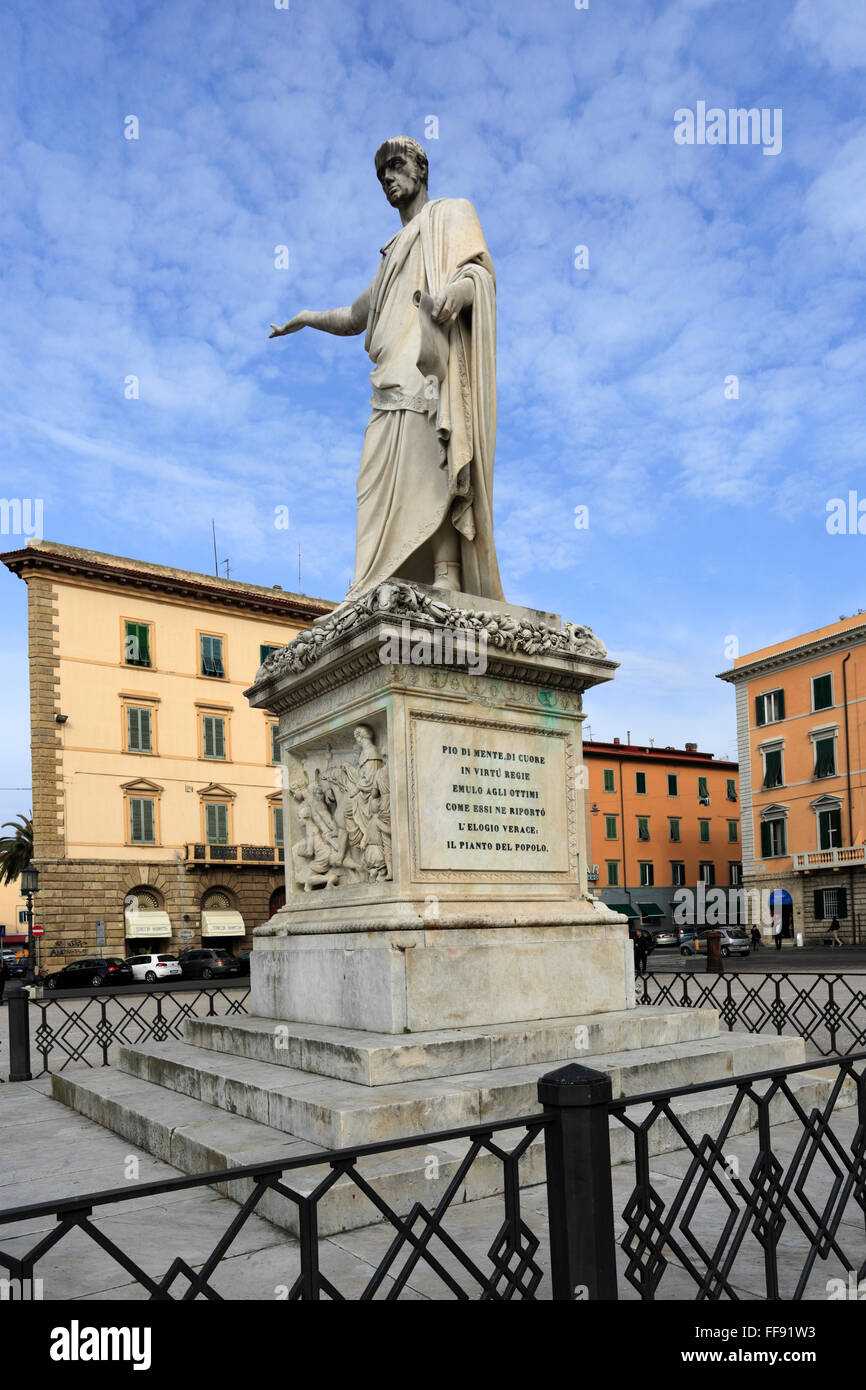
(51, 1063), (843, 1240)
(183, 1006), (722, 1087)
(112, 1030), (807, 1149)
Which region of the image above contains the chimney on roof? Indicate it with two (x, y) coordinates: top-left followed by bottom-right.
(272, 584), (283, 590)
(613, 737), (620, 745)
(685, 742), (697, 752)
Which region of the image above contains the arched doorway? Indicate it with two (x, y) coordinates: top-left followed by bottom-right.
(124, 887), (172, 955)
(768, 889), (794, 938)
(200, 888), (245, 952)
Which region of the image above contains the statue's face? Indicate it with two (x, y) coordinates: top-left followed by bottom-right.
(377, 153), (424, 208)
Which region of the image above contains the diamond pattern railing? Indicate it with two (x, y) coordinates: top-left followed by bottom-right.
(611, 1051), (866, 1301)
(637, 972), (866, 1056)
(27, 986), (250, 1075)
(0, 1116), (550, 1301)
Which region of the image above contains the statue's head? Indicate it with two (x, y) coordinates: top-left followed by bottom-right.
(374, 136), (428, 208)
(353, 723), (374, 745)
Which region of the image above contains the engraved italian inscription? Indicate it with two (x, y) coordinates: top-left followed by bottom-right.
(412, 715), (570, 873)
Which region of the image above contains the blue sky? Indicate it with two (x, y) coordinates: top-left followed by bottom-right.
(1, 0), (865, 827)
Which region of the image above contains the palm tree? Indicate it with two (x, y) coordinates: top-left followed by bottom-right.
(0, 814), (33, 885)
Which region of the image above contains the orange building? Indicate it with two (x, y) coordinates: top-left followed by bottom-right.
(583, 739), (740, 929)
(718, 613), (866, 944)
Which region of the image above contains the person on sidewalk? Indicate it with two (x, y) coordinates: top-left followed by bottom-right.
(750, 924), (761, 951)
(830, 916), (843, 948)
(633, 928), (652, 978)
(772, 914), (784, 952)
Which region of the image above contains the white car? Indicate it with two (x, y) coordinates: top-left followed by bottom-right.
(125, 953), (182, 983)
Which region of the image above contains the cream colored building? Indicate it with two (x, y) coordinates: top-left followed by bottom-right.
(0, 541), (333, 967)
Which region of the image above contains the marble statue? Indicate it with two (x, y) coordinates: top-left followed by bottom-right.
(269, 136), (503, 601)
(288, 725), (392, 891)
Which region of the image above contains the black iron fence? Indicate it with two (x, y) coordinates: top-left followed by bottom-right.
(638, 971), (866, 1057)
(2, 983), (250, 1080)
(1, 1052), (863, 1299)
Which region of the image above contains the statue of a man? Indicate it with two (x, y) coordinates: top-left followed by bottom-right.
(270, 137), (504, 602)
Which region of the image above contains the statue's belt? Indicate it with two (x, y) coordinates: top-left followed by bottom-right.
(370, 382), (439, 415)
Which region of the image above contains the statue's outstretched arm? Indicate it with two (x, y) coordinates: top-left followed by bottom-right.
(269, 284), (372, 339)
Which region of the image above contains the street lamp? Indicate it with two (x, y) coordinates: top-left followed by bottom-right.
(19, 865), (39, 984)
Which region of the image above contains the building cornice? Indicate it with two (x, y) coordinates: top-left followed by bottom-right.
(0, 542), (335, 624)
(717, 623), (866, 685)
(583, 741), (738, 770)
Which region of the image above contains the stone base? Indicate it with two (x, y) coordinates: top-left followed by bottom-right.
(250, 921), (632, 1033)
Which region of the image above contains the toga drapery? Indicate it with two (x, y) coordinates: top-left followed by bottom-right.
(345, 198), (504, 602)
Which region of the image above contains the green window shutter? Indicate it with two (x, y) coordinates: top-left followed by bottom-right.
(605, 815), (617, 839)
(761, 821), (772, 857)
(206, 803), (229, 844)
(606, 861), (618, 886)
(637, 817), (649, 841)
(669, 818), (680, 842)
(125, 622), (150, 667)
(726, 779), (737, 801)
(603, 769), (615, 792)
(698, 776), (709, 799)
(273, 806), (284, 846)
(699, 820), (710, 842)
(130, 797), (154, 844)
(755, 696), (766, 727)
(667, 774), (678, 796)
(814, 737), (836, 778)
(763, 749), (783, 788)
(260, 644), (279, 665)
(201, 635), (225, 677)
(127, 707), (152, 753)
(203, 716), (226, 759)
(728, 820), (738, 842)
(777, 690), (785, 719)
(270, 724), (280, 763)
(813, 675), (832, 711)
(635, 771), (647, 794)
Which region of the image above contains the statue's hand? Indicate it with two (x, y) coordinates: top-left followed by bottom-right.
(430, 281), (472, 325)
(269, 313), (308, 338)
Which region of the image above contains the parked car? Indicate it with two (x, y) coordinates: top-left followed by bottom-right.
(648, 925), (678, 949)
(177, 948), (240, 980)
(2, 949), (30, 979)
(235, 950), (251, 977)
(680, 927), (750, 958)
(43, 957), (134, 990)
(125, 953), (182, 984)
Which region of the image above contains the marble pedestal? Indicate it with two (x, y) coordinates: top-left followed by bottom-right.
(246, 580), (626, 1034)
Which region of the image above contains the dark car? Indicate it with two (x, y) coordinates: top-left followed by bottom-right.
(43, 957), (134, 990)
(177, 948), (240, 980)
(2, 950), (31, 979)
(235, 950), (251, 977)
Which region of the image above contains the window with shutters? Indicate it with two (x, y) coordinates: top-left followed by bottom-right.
(817, 806), (842, 850)
(129, 797), (155, 844)
(604, 815), (618, 840)
(205, 802), (229, 844)
(269, 723), (280, 765)
(667, 774), (678, 797)
(815, 886), (848, 920)
(638, 861), (654, 887)
(726, 778), (737, 802)
(755, 689), (785, 726)
(812, 673), (833, 712)
(697, 776), (710, 803)
(126, 706), (153, 754)
(635, 771), (647, 794)
(727, 820), (739, 842)
(202, 715), (226, 760)
(762, 747), (784, 789)
(637, 816), (650, 841)
(605, 860), (619, 886)
(273, 805), (284, 847)
(603, 768), (615, 793)
(124, 620), (152, 668)
(200, 634), (225, 678)
(813, 735), (836, 779)
(699, 819), (710, 843)
(671, 861), (685, 887)
(260, 643), (281, 665)
(729, 862), (743, 886)
(760, 817), (787, 858)
(699, 861), (715, 885)
(669, 817), (681, 842)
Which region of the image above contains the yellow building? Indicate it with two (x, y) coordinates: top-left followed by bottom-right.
(0, 541), (333, 966)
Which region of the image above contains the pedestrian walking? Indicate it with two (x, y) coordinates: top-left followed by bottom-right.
(830, 916), (843, 948)
(750, 924), (761, 951)
(633, 928), (652, 978)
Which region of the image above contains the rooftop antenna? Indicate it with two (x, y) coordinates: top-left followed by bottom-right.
(222, 558), (231, 581)
(211, 520), (219, 577)
(298, 545), (302, 593)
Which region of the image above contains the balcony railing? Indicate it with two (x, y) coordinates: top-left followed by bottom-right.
(793, 845), (866, 871)
(185, 843), (285, 865)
